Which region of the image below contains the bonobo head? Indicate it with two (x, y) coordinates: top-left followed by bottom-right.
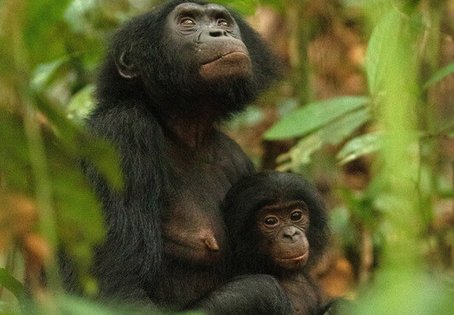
(97, 0), (278, 120)
(165, 2), (252, 82)
(257, 201), (311, 270)
(223, 171), (329, 274)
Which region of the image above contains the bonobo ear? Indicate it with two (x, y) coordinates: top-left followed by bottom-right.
(115, 51), (137, 79)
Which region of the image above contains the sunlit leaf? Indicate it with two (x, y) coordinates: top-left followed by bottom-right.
(67, 85), (96, 123)
(31, 57), (69, 93)
(64, 0), (98, 33)
(283, 133), (324, 168)
(337, 132), (383, 164)
(264, 96), (369, 140)
(366, 10), (401, 96)
(319, 107), (371, 145)
(277, 108), (371, 168)
(424, 62), (454, 88)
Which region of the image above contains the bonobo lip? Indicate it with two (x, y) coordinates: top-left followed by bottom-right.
(201, 51), (249, 65)
(276, 252), (308, 263)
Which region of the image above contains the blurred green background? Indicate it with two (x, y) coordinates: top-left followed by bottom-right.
(1, 0), (453, 314)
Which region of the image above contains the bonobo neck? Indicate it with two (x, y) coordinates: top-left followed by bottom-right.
(164, 111), (217, 148)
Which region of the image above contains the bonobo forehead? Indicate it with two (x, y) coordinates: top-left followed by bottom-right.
(259, 201), (309, 217)
(165, 2), (242, 40)
(171, 2), (232, 18)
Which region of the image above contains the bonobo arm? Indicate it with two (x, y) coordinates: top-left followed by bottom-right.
(83, 104), (167, 301)
(191, 274), (293, 315)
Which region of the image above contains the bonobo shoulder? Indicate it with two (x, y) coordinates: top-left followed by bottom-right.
(88, 104), (162, 146)
(215, 131), (255, 175)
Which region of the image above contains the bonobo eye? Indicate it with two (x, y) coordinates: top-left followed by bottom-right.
(263, 216), (279, 227)
(180, 17), (196, 26)
(290, 210), (304, 222)
(217, 18), (229, 27)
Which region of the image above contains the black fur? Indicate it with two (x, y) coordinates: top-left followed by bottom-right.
(223, 171), (329, 272)
(61, 1), (291, 314)
(223, 171), (330, 314)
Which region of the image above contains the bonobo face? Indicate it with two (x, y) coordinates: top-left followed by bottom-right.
(257, 201), (311, 270)
(166, 2), (252, 82)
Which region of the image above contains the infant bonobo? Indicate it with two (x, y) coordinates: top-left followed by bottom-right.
(223, 171), (330, 315)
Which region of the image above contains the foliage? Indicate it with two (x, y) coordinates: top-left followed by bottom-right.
(0, 0), (453, 314)
(0, 0), (126, 312)
(264, 0), (454, 314)
(264, 96), (371, 169)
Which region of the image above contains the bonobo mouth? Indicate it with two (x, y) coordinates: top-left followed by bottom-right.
(201, 51), (250, 65)
(199, 50), (252, 81)
(276, 252), (309, 264)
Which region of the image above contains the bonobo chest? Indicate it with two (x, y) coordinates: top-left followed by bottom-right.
(161, 136), (246, 264)
(280, 273), (321, 315)
(152, 135), (249, 308)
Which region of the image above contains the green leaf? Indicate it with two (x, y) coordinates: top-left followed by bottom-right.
(0, 110), (31, 191)
(319, 107), (371, 145)
(264, 96), (369, 140)
(365, 10), (402, 96)
(277, 108), (371, 168)
(424, 62), (454, 88)
(0, 268), (25, 303)
(67, 85), (96, 124)
(33, 97), (122, 189)
(278, 133), (324, 169)
(30, 57), (69, 93)
(337, 132), (383, 164)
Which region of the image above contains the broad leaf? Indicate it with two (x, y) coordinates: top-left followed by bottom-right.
(319, 108), (371, 145)
(365, 10), (401, 96)
(264, 96), (369, 140)
(337, 132), (383, 164)
(277, 108), (371, 169)
(424, 62), (454, 88)
(31, 57), (69, 93)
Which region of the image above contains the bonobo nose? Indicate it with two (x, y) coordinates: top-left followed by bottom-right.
(209, 29), (227, 37)
(283, 227), (300, 242)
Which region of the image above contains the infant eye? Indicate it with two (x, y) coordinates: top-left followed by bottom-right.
(217, 18), (229, 27)
(290, 210), (303, 222)
(180, 17), (196, 26)
(263, 216), (279, 227)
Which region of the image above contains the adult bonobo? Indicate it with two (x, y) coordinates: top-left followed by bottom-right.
(60, 0), (291, 313)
